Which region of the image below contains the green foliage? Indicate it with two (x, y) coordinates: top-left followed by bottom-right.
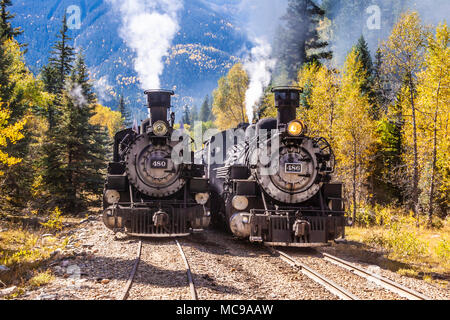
(199, 95), (213, 122)
(182, 105), (191, 126)
(38, 39), (108, 212)
(0, 0), (23, 40)
(49, 14), (75, 94)
(118, 95), (131, 128)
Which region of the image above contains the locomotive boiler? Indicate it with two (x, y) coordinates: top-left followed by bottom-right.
(103, 90), (211, 237)
(205, 87), (346, 246)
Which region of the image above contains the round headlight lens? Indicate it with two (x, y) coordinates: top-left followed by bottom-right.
(153, 121), (169, 136)
(105, 190), (120, 204)
(287, 120), (305, 137)
(232, 196), (249, 211)
(195, 193), (209, 205)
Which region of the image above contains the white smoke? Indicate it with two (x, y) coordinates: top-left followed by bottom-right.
(244, 38), (276, 124)
(237, 0), (287, 124)
(69, 84), (88, 108)
(108, 0), (183, 89)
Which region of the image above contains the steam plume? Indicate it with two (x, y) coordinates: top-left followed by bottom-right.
(238, 0), (287, 124)
(108, 0), (183, 89)
(244, 38), (275, 124)
(68, 83), (88, 108)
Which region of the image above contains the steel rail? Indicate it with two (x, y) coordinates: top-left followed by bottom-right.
(322, 253), (431, 300)
(268, 247), (359, 300)
(120, 240), (143, 300)
(176, 240), (198, 300)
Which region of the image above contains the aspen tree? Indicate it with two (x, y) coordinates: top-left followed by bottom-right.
(335, 49), (377, 223)
(382, 12), (429, 218)
(416, 23), (449, 221)
(212, 63), (249, 130)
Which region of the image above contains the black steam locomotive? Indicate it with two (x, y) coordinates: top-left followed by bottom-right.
(204, 87), (346, 247)
(103, 90), (211, 237)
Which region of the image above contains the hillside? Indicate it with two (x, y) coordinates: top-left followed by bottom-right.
(11, 0), (250, 119)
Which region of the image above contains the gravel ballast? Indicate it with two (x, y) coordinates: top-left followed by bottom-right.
(14, 218), (449, 300)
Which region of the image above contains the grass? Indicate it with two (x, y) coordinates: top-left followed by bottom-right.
(29, 270), (54, 288)
(343, 210), (449, 285)
(0, 207), (75, 298)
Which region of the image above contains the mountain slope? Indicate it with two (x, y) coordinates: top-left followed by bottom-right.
(11, 0), (250, 119)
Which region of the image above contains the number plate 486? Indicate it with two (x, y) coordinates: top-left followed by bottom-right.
(285, 163), (302, 173)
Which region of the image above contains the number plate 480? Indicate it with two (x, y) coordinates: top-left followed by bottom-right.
(151, 159), (168, 169)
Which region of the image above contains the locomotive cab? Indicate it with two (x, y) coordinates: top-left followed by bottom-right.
(103, 90), (211, 237)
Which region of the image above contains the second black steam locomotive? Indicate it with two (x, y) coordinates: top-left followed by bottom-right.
(103, 90), (211, 237)
(204, 87), (346, 247)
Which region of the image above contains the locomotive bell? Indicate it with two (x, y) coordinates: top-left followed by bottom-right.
(144, 89), (174, 125)
(272, 87), (302, 126)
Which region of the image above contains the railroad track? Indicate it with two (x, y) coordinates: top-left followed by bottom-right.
(321, 253), (431, 300)
(269, 247), (431, 300)
(119, 240), (198, 300)
(268, 247), (359, 300)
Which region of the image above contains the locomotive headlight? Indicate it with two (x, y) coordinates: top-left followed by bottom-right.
(195, 193), (209, 205)
(105, 190), (120, 204)
(232, 196), (249, 211)
(153, 121), (169, 136)
(287, 120), (305, 137)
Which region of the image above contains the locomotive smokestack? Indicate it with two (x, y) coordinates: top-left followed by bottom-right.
(144, 89), (174, 124)
(272, 87), (302, 126)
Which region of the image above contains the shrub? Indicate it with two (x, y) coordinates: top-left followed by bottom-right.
(386, 223), (428, 259)
(355, 205), (376, 227)
(29, 270), (53, 288)
(374, 205), (398, 227)
(435, 240), (450, 261)
(40, 207), (63, 232)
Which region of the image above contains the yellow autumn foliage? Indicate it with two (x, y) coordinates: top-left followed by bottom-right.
(89, 104), (123, 139)
(3, 39), (54, 108)
(335, 49), (377, 219)
(0, 99), (25, 175)
(212, 63), (249, 130)
(297, 63), (339, 143)
(416, 22), (450, 210)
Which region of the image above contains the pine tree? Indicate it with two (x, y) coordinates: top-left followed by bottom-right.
(49, 14), (75, 94)
(372, 48), (391, 116)
(190, 105), (198, 124)
(41, 15), (75, 131)
(118, 95), (131, 128)
(199, 95), (211, 122)
(48, 55), (108, 212)
(182, 106), (191, 126)
(275, 0), (332, 80)
(70, 52), (95, 104)
(354, 36), (376, 105)
(0, 0), (22, 41)
(39, 16), (77, 210)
